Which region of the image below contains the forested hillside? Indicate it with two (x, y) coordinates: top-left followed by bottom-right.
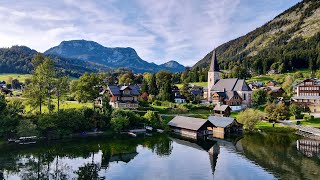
(193, 0), (320, 77)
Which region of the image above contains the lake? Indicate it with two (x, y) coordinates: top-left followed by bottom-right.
(0, 132), (319, 180)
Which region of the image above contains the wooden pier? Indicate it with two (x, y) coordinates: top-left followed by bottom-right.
(281, 121), (320, 140)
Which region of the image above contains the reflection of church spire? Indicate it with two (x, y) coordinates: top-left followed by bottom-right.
(208, 143), (220, 177)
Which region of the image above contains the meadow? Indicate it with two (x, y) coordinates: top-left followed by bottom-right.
(0, 73), (32, 82)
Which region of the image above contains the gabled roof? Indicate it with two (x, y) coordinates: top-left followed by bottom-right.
(211, 78), (251, 92)
(208, 116), (237, 128)
(108, 85), (140, 96)
(209, 50), (219, 72)
(214, 105), (231, 111)
(168, 116), (213, 130)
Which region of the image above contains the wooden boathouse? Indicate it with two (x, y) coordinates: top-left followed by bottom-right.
(168, 116), (215, 139)
(208, 116), (243, 139)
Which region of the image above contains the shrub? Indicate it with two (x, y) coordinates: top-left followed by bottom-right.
(111, 115), (129, 132)
(296, 121), (301, 125)
(144, 111), (160, 127)
(237, 108), (264, 131)
(152, 100), (162, 106)
(17, 120), (38, 137)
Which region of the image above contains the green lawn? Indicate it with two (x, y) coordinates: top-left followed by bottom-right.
(0, 73), (32, 83)
(300, 118), (320, 128)
(175, 82), (207, 88)
(7, 97), (92, 113)
(256, 121), (295, 132)
(0, 73), (78, 83)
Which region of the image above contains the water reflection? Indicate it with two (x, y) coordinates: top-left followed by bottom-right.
(297, 139), (320, 158)
(0, 133), (319, 180)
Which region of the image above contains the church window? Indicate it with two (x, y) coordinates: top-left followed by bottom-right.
(243, 94), (247, 100)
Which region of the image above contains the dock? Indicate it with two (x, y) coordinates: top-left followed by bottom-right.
(281, 121), (320, 140)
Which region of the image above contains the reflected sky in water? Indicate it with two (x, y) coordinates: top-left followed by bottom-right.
(0, 133), (319, 180)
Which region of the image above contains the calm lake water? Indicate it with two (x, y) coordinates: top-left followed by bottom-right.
(0, 132), (319, 180)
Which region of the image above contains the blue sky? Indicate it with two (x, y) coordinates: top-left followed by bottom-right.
(0, 0), (301, 66)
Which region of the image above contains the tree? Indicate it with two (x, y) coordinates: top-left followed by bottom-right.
(265, 102), (277, 121)
(265, 102), (290, 121)
(180, 82), (192, 102)
(141, 79), (148, 93)
(144, 111), (160, 127)
(149, 74), (158, 95)
(11, 79), (21, 89)
(17, 120), (38, 137)
(119, 71), (134, 85)
(289, 104), (304, 119)
(71, 73), (102, 103)
(24, 57), (56, 114)
(110, 115), (129, 132)
(55, 76), (69, 111)
(252, 89), (267, 106)
(158, 81), (172, 101)
(237, 108), (263, 131)
(31, 53), (45, 68)
(275, 103), (290, 120)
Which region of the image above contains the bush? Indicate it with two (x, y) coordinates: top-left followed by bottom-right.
(310, 115), (314, 120)
(152, 100), (162, 106)
(37, 109), (90, 138)
(144, 111), (160, 127)
(17, 120), (38, 137)
(296, 121), (301, 125)
(111, 115), (129, 132)
(237, 108), (264, 131)
(304, 116), (309, 121)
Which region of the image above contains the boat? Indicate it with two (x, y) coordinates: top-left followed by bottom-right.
(157, 129), (164, 133)
(128, 132), (137, 137)
(17, 136), (37, 145)
(145, 126), (153, 131)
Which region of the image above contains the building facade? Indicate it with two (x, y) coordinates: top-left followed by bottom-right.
(292, 78), (320, 112)
(105, 85), (140, 109)
(207, 51), (252, 109)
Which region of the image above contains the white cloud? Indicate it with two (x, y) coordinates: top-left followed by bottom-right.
(0, 0), (300, 66)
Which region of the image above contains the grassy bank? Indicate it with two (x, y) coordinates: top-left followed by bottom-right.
(256, 121), (295, 133)
(300, 118), (320, 128)
(175, 82), (207, 88)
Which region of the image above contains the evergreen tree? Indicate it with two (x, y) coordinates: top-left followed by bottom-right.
(149, 74), (158, 95)
(141, 79), (148, 93)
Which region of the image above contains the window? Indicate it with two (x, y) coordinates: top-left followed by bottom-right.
(243, 93), (247, 101)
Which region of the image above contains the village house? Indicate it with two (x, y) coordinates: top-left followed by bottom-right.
(248, 81), (264, 90)
(104, 84), (140, 109)
(213, 105), (231, 117)
(292, 78), (320, 112)
(266, 86), (285, 98)
(207, 51), (252, 110)
(168, 116), (215, 139)
(266, 80), (278, 87)
(208, 116), (243, 139)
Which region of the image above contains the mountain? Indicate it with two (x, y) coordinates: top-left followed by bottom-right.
(45, 40), (184, 73)
(160, 60), (185, 72)
(193, 0), (320, 75)
(0, 46), (110, 77)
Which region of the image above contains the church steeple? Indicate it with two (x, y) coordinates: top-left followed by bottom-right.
(207, 50), (220, 102)
(209, 50), (219, 72)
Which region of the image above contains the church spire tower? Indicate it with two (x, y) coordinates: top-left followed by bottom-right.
(208, 50), (220, 101)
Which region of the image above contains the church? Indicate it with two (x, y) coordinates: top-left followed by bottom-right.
(207, 51), (252, 110)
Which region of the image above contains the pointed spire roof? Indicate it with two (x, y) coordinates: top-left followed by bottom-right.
(209, 50), (219, 72)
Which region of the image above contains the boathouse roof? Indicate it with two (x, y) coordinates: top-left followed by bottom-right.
(208, 116), (236, 128)
(168, 116), (211, 131)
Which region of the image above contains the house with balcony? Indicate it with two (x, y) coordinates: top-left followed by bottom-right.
(105, 85), (140, 109)
(292, 78), (320, 112)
